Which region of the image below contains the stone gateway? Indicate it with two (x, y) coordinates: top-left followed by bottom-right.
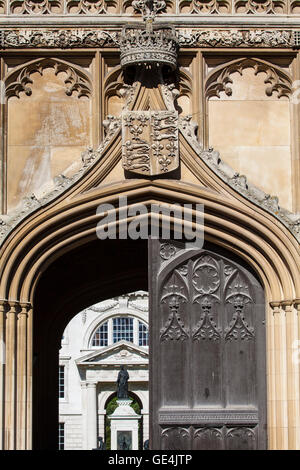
(0, 0), (299, 451)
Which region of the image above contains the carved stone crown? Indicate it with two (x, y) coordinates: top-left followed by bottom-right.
(120, 24), (179, 70)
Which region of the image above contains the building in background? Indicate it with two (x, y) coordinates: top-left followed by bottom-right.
(58, 291), (149, 450)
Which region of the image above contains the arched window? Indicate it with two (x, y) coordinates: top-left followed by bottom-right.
(91, 321), (108, 347)
(138, 321), (149, 346)
(90, 317), (148, 348)
(113, 317), (133, 343)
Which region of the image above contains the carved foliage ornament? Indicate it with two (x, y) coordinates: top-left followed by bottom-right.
(132, 0), (166, 19)
(0, 29), (119, 49)
(0, 29), (295, 50)
(178, 29), (293, 48)
(205, 57), (292, 99)
(5, 58), (92, 99)
(122, 110), (179, 175)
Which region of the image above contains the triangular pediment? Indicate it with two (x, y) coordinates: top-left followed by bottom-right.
(76, 340), (148, 367)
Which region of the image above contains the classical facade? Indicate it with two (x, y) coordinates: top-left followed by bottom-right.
(58, 291), (149, 450)
(0, 0), (299, 451)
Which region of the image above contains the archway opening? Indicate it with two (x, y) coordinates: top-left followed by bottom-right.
(32, 238), (148, 450)
(58, 290), (149, 450)
(31, 235), (266, 450)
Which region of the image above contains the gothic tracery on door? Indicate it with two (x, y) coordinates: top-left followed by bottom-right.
(149, 239), (267, 450)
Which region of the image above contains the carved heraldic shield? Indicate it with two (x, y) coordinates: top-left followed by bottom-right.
(122, 110), (179, 176)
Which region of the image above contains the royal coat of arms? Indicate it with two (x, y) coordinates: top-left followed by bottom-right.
(122, 110), (179, 176)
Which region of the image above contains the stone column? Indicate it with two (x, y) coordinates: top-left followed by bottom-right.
(270, 301), (288, 449)
(16, 303), (30, 450)
(5, 301), (18, 449)
(81, 382), (88, 450)
(86, 382), (97, 450)
(26, 303), (33, 450)
(142, 412), (149, 443)
(266, 301), (276, 449)
(282, 300), (300, 449)
(0, 300), (6, 450)
(294, 299), (300, 448)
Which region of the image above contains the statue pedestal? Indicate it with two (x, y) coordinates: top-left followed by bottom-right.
(109, 398), (141, 450)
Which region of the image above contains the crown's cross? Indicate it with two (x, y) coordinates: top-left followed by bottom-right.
(132, 0), (166, 28)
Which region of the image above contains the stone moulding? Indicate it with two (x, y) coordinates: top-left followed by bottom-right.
(178, 28), (294, 48)
(159, 411), (259, 424)
(0, 28), (120, 49)
(0, 114), (299, 247)
(179, 117), (300, 242)
(0, 28), (295, 49)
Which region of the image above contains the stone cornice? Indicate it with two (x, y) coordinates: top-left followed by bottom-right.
(1, 16), (300, 28)
(0, 27), (297, 49)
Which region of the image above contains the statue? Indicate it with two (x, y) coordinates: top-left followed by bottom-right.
(92, 436), (106, 450)
(117, 365), (129, 398)
(98, 436), (106, 450)
(143, 439), (149, 450)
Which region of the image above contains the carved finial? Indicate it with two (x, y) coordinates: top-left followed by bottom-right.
(132, 0), (166, 23)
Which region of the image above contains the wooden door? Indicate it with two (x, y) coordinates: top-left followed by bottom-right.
(149, 239), (267, 450)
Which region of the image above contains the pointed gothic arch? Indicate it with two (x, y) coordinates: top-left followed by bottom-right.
(0, 125), (299, 449)
(204, 57), (293, 100)
(4, 57), (92, 100)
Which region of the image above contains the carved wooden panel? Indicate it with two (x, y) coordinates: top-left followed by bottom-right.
(149, 239), (267, 450)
